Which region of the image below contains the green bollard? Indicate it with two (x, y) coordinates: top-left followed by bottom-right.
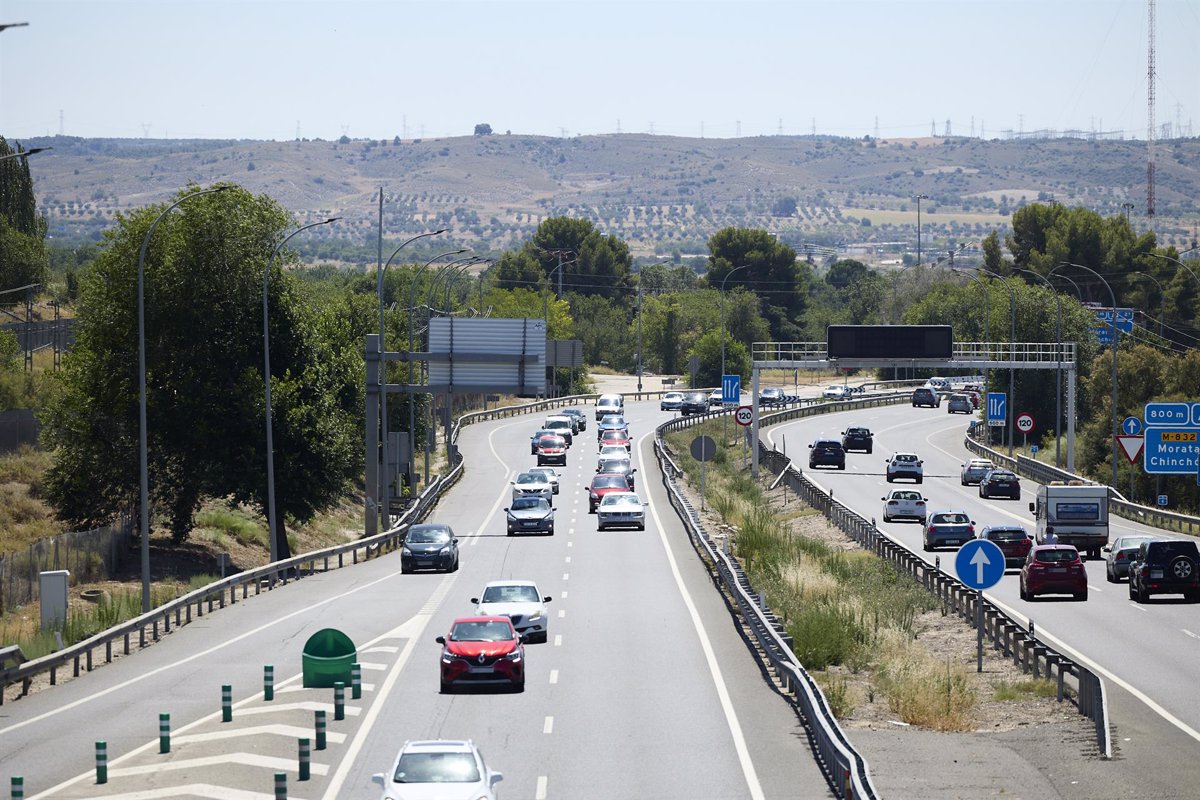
(264, 665), (275, 701)
(298, 738), (311, 782)
(10, 776), (23, 799)
(314, 709), (327, 751)
(351, 662), (362, 700)
(333, 681), (345, 721)
(222, 684), (232, 723)
(159, 713), (171, 754)
(274, 771), (287, 799)
(95, 741), (108, 784)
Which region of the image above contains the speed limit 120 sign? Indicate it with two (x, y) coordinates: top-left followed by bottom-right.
(1015, 412), (1035, 434)
(734, 405), (754, 426)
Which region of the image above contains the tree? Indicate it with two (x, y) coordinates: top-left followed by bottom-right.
(0, 137), (49, 290)
(41, 186), (360, 554)
(705, 227), (809, 341)
(493, 216), (633, 299)
(473, 123), (494, 136)
(771, 197), (798, 217)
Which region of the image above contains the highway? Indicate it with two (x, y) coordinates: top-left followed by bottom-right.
(0, 399), (833, 799)
(763, 401), (1200, 747)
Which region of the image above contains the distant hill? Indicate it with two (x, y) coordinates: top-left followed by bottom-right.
(19, 132), (1200, 263)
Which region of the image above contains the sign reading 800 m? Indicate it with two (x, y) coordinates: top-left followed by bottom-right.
(1144, 402), (1200, 474)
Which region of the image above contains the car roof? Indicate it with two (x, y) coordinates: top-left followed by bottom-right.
(401, 739), (474, 754)
(968, 458), (993, 465)
(481, 579), (537, 589)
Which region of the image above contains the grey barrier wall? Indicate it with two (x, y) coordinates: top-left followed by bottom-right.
(0, 409), (39, 453)
(750, 399), (1111, 758)
(655, 410), (880, 800)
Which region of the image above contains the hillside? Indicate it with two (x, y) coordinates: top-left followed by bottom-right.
(20, 132), (1200, 262)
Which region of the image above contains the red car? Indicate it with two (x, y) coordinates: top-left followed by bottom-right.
(964, 390), (981, 409)
(436, 616), (525, 693)
(535, 434), (567, 466)
(1020, 544), (1088, 601)
(598, 428), (632, 451)
(586, 473), (634, 513)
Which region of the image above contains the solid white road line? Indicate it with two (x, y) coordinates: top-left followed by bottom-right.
(639, 431), (766, 799)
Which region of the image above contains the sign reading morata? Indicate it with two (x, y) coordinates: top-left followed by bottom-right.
(826, 325), (953, 360)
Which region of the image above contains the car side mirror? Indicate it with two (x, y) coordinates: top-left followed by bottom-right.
(1102, 546), (1111, 553)
(470, 598), (479, 604)
(631, 468), (638, 473)
(372, 773), (387, 787)
(490, 772), (505, 787)
(503, 507), (510, 513)
(435, 636), (446, 645)
(452, 537), (459, 544)
(543, 595), (553, 603)
(881, 497), (887, 501)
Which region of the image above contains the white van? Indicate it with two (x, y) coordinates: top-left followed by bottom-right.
(543, 415), (574, 445)
(596, 393), (623, 420)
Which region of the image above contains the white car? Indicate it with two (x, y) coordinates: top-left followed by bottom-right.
(543, 415), (574, 445)
(372, 739), (503, 800)
(822, 384), (851, 400)
(708, 387), (724, 407)
(881, 489), (927, 523)
(511, 471), (553, 503)
(526, 466), (559, 494)
(660, 391), (685, 411)
(473, 580), (552, 643)
(885, 453), (924, 483)
(598, 444), (629, 462)
(596, 393), (623, 420)
(597, 491), (647, 531)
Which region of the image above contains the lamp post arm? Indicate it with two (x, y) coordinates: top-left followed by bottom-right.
(719, 263), (751, 378)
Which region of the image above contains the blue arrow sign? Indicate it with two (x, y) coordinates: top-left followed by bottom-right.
(955, 539), (1006, 590)
(986, 392), (1006, 427)
(1121, 416), (1143, 435)
(721, 375), (741, 405)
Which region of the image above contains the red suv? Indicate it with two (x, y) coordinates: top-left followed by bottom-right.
(1020, 545), (1087, 601)
(599, 428), (632, 451)
(978, 525), (1032, 570)
(586, 473), (633, 513)
(436, 616), (525, 693)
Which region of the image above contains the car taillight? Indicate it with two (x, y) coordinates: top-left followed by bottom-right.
(915, 501), (925, 506)
(927, 526), (937, 533)
(967, 525), (975, 534)
(887, 500), (898, 506)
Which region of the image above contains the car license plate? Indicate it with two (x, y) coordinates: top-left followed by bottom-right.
(523, 521), (538, 527)
(468, 665), (494, 674)
(1151, 570), (1164, 579)
(1050, 568), (1066, 574)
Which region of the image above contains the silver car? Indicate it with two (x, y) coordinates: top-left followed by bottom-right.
(505, 496), (555, 535)
(596, 492), (647, 531)
(947, 394), (973, 414)
(885, 453), (924, 483)
(660, 391), (685, 411)
(1103, 534), (1154, 582)
(960, 458), (995, 485)
(511, 471), (553, 503)
(526, 466), (560, 494)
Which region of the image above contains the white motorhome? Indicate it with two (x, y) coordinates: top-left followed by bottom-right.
(595, 393), (623, 420)
(1029, 482), (1110, 559)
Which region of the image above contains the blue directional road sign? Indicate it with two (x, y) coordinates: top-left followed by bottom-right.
(955, 539), (1005, 591)
(1093, 325), (1115, 346)
(1121, 416), (1143, 436)
(1094, 308), (1135, 333)
(1145, 402), (1189, 426)
(986, 392), (1006, 428)
(721, 374), (741, 405)
(1143, 428), (1200, 475)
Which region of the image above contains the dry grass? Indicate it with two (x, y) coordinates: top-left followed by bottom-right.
(870, 630), (977, 731)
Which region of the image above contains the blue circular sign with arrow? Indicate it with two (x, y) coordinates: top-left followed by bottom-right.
(955, 539), (1006, 590)
(1121, 416), (1143, 436)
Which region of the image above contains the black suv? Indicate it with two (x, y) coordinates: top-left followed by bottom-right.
(680, 391), (709, 416)
(1128, 539), (1200, 603)
(911, 387), (940, 408)
(808, 439), (846, 470)
(841, 426), (873, 453)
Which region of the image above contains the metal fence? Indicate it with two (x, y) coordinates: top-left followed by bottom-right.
(655, 411), (880, 800)
(0, 514), (135, 615)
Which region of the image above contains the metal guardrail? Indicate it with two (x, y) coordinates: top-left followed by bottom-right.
(963, 422), (1200, 537)
(654, 412), (880, 800)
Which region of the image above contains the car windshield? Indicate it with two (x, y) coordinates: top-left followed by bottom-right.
(407, 527), (451, 544)
(686, 393), (706, 401)
(530, 468), (557, 479)
(600, 415), (625, 425)
(988, 471), (1015, 480)
(511, 497), (549, 512)
(665, 392), (683, 400)
(481, 584), (540, 603)
(598, 460), (630, 472)
(600, 447), (626, 456)
(1035, 548), (1079, 563)
(601, 494), (641, 507)
(601, 430), (627, 440)
(394, 751), (481, 784)
(934, 513), (970, 524)
(450, 620), (516, 642)
(986, 528), (1028, 542)
(593, 475), (628, 489)
(537, 436), (563, 448)
(846, 428), (867, 435)
(515, 474), (545, 486)
(969, 461), (992, 469)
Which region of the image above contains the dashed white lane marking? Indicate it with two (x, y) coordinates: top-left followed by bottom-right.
(562, 573), (570, 581)
(561, 590), (568, 599)
(549, 669), (559, 684)
(1130, 604), (1148, 611)
(558, 609), (566, 618)
(554, 634), (563, 647)
(543, 716), (554, 734)
(110, 753), (329, 778)
(567, 541), (573, 548)
(1087, 584), (1103, 592)
(1183, 629), (1200, 640)
(565, 556), (572, 563)
(536, 776), (549, 800)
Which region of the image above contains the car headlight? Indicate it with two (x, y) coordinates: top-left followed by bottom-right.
(527, 611), (544, 622)
(401, 546), (412, 555)
(441, 649), (455, 664)
(505, 649), (523, 662)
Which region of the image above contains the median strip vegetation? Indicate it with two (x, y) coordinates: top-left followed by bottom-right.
(667, 420), (979, 730)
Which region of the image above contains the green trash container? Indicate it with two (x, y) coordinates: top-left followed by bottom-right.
(301, 628), (357, 688)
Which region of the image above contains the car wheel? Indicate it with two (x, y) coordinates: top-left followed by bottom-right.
(866, 446), (873, 454)
(548, 525), (555, 535)
(1128, 581), (1137, 600)
(637, 523), (645, 531)
(1019, 583), (1028, 601)
(1185, 589), (1200, 602)
(922, 540), (932, 552)
(882, 513), (890, 523)
(886, 475), (894, 483)
(915, 477), (923, 484)
(440, 679), (453, 694)
(507, 530), (514, 537)
(837, 463), (845, 471)
(1105, 566), (1116, 583)
(1014, 492), (1021, 501)
(1074, 589), (1088, 601)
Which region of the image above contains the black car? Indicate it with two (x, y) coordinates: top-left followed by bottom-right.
(841, 426), (873, 453)
(911, 387), (940, 408)
(680, 391), (709, 416)
(808, 439), (846, 470)
(758, 387), (786, 407)
(1128, 539), (1200, 602)
(561, 407), (587, 432)
(978, 469), (1020, 499)
(596, 458), (636, 489)
(401, 523), (460, 573)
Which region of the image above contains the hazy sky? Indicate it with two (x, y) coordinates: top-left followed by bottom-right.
(2, 0), (1198, 142)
